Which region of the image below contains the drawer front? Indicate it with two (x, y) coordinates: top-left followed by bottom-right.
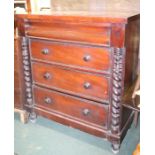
(27, 22), (111, 46)
(30, 39), (111, 73)
(32, 62), (109, 102)
(33, 86), (108, 127)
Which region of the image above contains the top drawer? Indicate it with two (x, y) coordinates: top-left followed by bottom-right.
(26, 22), (111, 46)
(29, 39), (111, 73)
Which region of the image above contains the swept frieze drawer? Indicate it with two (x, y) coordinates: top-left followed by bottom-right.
(26, 22), (111, 46)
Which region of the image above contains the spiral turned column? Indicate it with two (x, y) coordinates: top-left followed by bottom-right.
(21, 37), (36, 122)
(21, 37), (33, 105)
(111, 47), (125, 153)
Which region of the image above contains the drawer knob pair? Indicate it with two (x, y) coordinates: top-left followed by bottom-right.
(44, 97), (52, 104)
(83, 55), (91, 62)
(43, 72), (51, 80)
(42, 48), (49, 55)
(42, 49), (91, 62)
(83, 109), (90, 116)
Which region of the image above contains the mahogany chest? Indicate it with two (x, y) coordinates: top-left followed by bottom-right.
(15, 13), (139, 153)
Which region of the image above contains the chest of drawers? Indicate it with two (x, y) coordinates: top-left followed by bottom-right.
(15, 13), (139, 153)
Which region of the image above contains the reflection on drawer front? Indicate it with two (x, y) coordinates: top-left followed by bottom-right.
(33, 86), (108, 127)
(30, 39), (111, 73)
(32, 62), (109, 102)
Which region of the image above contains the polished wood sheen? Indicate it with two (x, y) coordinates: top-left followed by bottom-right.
(30, 39), (111, 73)
(33, 86), (108, 127)
(32, 62), (109, 102)
(15, 1), (139, 151)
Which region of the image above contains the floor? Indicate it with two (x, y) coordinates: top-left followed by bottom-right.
(14, 113), (139, 155)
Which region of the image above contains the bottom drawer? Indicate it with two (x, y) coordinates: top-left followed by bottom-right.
(33, 86), (108, 127)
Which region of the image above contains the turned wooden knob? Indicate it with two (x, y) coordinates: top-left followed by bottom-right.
(44, 97), (52, 104)
(43, 72), (51, 80)
(83, 109), (90, 116)
(83, 55), (91, 62)
(41, 48), (49, 55)
(83, 82), (91, 89)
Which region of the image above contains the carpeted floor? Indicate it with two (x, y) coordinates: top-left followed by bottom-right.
(14, 113), (139, 155)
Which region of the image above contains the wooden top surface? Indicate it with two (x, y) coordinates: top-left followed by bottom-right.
(15, 0), (139, 23)
(15, 13), (139, 24)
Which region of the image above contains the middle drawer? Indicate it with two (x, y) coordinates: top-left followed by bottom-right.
(32, 62), (109, 103)
(29, 39), (111, 73)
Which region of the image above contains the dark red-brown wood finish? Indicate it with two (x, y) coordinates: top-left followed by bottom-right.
(30, 39), (111, 73)
(34, 86), (108, 127)
(15, 8), (139, 153)
(14, 31), (25, 109)
(14, 37), (22, 108)
(32, 62), (109, 102)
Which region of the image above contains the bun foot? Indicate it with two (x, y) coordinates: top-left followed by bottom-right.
(29, 112), (37, 123)
(112, 143), (120, 154)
